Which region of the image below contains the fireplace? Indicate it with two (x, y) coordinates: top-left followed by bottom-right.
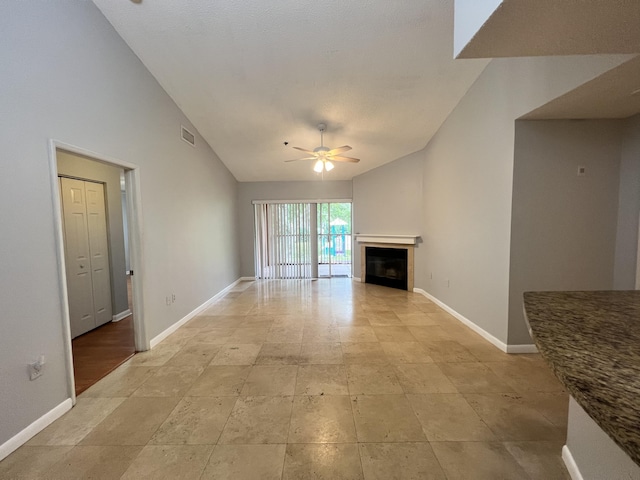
(365, 247), (408, 290)
(356, 235), (418, 292)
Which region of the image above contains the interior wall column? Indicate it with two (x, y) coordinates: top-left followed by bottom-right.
(310, 203), (318, 278)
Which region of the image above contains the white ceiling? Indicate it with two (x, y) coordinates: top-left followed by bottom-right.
(457, 0), (640, 59)
(91, 0), (488, 181)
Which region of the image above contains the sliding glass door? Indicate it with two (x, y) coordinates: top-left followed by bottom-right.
(318, 202), (352, 277)
(254, 201), (351, 279)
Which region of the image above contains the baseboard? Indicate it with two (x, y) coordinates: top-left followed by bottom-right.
(149, 277), (246, 348)
(352, 277), (361, 282)
(562, 445), (584, 480)
(505, 344), (538, 354)
(412, 288), (537, 354)
(239, 276), (256, 281)
(112, 309), (132, 322)
(0, 398), (72, 462)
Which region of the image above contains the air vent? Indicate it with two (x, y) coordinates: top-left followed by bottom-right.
(181, 125), (195, 147)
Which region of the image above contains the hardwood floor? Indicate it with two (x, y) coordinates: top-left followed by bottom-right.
(72, 276), (136, 395)
(72, 315), (136, 395)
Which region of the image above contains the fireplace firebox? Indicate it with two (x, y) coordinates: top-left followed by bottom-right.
(365, 246), (408, 290)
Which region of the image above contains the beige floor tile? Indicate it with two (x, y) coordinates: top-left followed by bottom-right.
(227, 326), (270, 344)
(0, 446), (74, 479)
(47, 445), (142, 480)
(397, 313), (439, 326)
(289, 395), (357, 443)
(283, 443), (363, 480)
(186, 365), (250, 396)
(188, 328), (234, 345)
(351, 395), (426, 442)
(162, 328), (200, 346)
(342, 342), (389, 364)
(359, 442), (446, 480)
(504, 441), (571, 479)
(218, 396), (293, 444)
(372, 326), (417, 342)
(186, 315), (243, 329)
(303, 324), (341, 342)
(150, 396), (237, 444)
(80, 397), (179, 445)
(80, 365), (156, 398)
(126, 344), (182, 366)
(299, 342), (344, 364)
(394, 364), (457, 394)
(462, 341), (513, 362)
(267, 325), (304, 343)
(430, 441), (530, 480)
(367, 312), (403, 326)
(379, 342), (433, 364)
(131, 365), (204, 397)
(166, 343), (221, 367)
(422, 340), (477, 363)
(522, 392), (570, 428)
(406, 394), (496, 441)
(239, 315), (275, 328)
(346, 364), (403, 395)
(27, 397), (125, 446)
(255, 342), (301, 365)
(120, 444), (213, 480)
(438, 362), (516, 393)
(295, 364), (349, 395)
(241, 365), (298, 396)
(465, 392), (565, 441)
(407, 326), (454, 343)
(201, 444), (286, 480)
(339, 326), (378, 342)
(485, 360), (566, 393)
(211, 344), (261, 365)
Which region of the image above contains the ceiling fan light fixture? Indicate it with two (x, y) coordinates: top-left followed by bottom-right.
(313, 159), (324, 173)
(324, 161), (334, 171)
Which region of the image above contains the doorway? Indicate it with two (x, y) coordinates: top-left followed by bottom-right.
(50, 142), (146, 401)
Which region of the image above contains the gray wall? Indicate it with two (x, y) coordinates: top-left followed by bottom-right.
(0, 1), (239, 449)
(352, 150), (425, 279)
(418, 56), (628, 344)
(508, 120), (623, 345)
(237, 181), (352, 277)
(57, 150), (129, 316)
(614, 114), (640, 289)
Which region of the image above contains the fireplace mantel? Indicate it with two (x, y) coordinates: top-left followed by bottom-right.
(355, 234), (420, 245)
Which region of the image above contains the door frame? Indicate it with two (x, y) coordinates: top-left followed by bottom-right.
(48, 139), (147, 405)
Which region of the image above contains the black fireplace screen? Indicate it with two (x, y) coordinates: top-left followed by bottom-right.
(365, 247), (408, 290)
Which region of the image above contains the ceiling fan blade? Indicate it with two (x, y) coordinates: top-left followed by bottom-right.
(330, 155), (360, 163)
(292, 146), (316, 155)
(326, 145), (351, 156)
(284, 157), (316, 162)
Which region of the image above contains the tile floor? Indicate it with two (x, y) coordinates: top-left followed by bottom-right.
(0, 279), (571, 479)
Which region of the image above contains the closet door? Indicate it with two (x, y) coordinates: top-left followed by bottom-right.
(60, 178), (112, 338)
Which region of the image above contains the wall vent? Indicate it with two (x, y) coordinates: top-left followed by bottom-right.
(181, 125), (195, 147)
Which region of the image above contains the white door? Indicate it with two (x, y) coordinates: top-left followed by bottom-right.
(60, 177), (112, 338)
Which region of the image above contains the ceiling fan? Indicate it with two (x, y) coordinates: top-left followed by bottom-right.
(285, 123), (360, 173)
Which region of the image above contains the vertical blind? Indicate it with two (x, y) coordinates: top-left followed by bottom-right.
(254, 203), (312, 279)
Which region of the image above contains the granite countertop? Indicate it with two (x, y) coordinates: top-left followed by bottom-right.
(523, 291), (640, 466)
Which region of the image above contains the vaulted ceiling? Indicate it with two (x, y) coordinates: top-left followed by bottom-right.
(92, 0), (488, 181)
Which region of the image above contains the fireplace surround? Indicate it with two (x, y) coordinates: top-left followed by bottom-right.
(356, 235), (418, 292)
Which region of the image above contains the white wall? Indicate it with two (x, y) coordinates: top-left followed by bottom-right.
(454, 0), (503, 57)
(0, 1), (239, 450)
(508, 120), (623, 345)
(419, 55), (630, 345)
(352, 150), (425, 279)
(614, 114), (640, 289)
(237, 181), (353, 277)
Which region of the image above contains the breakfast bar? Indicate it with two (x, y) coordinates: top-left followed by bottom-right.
(523, 291), (640, 479)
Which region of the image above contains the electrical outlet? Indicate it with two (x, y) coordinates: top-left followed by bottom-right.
(446, 279), (450, 288)
(165, 296), (171, 306)
(577, 166), (586, 176)
(28, 355), (45, 381)
(430, 272), (433, 279)
(172, 294), (176, 303)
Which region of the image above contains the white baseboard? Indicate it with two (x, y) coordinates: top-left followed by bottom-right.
(412, 288), (537, 354)
(239, 276), (256, 281)
(112, 309), (132, 322)
(149, 277), (246, 348)
(562, 445), (584, 480)
(0, 398), (72, 462)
